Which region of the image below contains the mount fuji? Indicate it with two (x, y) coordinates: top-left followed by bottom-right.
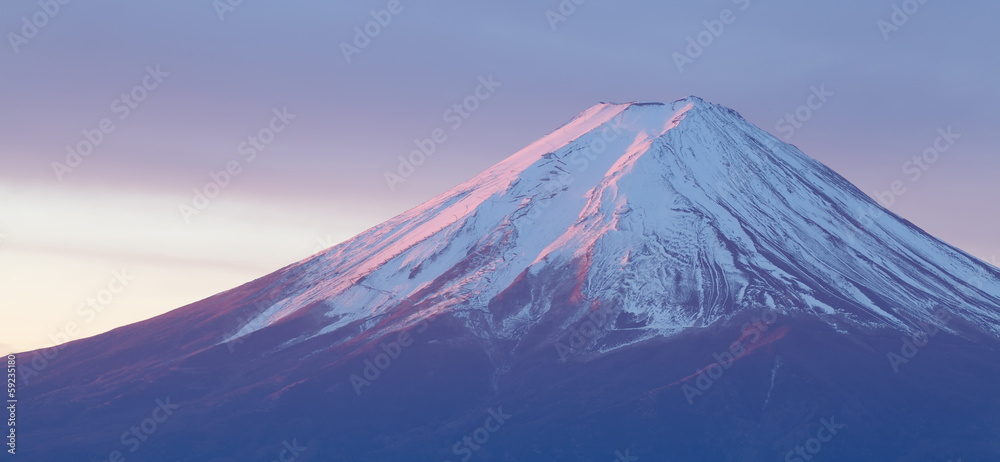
(16, 97), (1000, 461)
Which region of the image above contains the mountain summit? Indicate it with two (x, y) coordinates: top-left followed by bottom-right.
(19, 97), (1000, 461)
(226, 96), (1000, 349)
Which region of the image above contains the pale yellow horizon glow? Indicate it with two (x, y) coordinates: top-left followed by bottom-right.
(0, 183), (381, 355)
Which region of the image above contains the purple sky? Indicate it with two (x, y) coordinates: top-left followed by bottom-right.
(2, 0), (998, 353)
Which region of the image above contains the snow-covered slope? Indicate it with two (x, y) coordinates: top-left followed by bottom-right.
(225, 97), (1000, 352)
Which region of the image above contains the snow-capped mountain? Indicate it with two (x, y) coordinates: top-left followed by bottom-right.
(16, 97), (1000, 461)
(228, 96), (1000, 349)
